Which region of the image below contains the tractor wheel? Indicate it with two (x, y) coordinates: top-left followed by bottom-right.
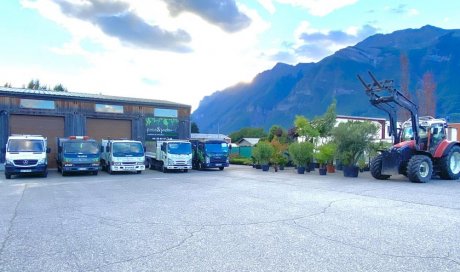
(370, 154), (390, 180)
(407, 155), (433, 183)
(439, 146), (460, 180)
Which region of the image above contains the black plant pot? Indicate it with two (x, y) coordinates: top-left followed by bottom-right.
(343, 166), (359, 177)
(297, 166), (305, 174)
(279, 165), (285, 170)
(262, 165), (270, 171)
(319, 168), (327, 175)
(309, 163), (316, 171)
(255, 164), (261, 169)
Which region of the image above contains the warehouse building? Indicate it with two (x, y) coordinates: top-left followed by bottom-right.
(0, 87), (191, 167)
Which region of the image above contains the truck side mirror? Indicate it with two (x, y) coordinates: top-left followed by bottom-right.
(58, 146), (62, 153)
(1, 147), (5, 154)
(106, 146), (110, 152)
(46, 147), (51, 153)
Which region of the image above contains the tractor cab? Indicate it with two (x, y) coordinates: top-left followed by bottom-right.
(400, 117), (447, 152)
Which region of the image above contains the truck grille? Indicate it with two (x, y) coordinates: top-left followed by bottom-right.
(14, 160), (38, 166)
(122, 162), (136, 165)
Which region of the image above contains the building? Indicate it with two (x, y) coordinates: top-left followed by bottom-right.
(336, 115), (390, 141)
(0, 87), (191, 167)
(236, 138), (260, 147)
(190, 133), (231, 143)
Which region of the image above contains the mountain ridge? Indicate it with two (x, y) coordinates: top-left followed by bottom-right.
(193, 25), (460, 134)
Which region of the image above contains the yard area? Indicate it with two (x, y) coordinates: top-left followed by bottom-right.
(1, 165), (460, 271)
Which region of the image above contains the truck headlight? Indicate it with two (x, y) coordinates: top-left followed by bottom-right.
(187, 159), (192, 165)
(113, 162), (121, 166)
(38, 158), (46, 165)
(168, 159), (174, 165)
(5, 159), (13, 165)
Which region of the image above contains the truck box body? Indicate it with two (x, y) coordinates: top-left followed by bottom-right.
(3, 135), (50, 179)
(191, 140), (230, 170)
(56, 136), (100, 175)
(145, 140), (192, 172)
(100, 139), (145, 173)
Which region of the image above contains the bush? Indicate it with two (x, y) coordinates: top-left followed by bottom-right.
(252, 141), (275, 165)
(230, 157), (253, 165)
(315, 142), (336, 167)
(288, 141), (314, 167)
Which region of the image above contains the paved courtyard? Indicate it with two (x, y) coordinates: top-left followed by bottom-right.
(1, 165), (460, 272)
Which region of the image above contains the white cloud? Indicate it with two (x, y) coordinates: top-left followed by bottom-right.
(275, 0), (358, 16)
(18, 0), (274, 111)
(257, 0), (276, 14)
(407, 8), (419, 17)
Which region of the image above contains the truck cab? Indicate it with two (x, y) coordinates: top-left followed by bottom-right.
(56, 136), (100, 176)
(145, 140), (192, 172)
(100, 139), (145, 174)
(191, 140), (230, 170)
(2, 135), (50, 179)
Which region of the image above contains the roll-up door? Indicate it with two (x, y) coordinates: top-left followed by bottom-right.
(86, 118), (132, 142)
(10, 115), (65, 168)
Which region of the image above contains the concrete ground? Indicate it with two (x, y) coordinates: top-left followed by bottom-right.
(0, 165), (460, 272)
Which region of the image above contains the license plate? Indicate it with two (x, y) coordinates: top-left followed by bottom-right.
(215, 164), (222, 166)
(20, 169), (32, 173)
(124, 166), (135, 169)
(78, 168), (87, 170)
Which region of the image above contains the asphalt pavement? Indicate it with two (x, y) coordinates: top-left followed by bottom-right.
(0, 165), (460, 272)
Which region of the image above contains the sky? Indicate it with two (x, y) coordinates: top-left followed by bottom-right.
(1, 0), (460, 112)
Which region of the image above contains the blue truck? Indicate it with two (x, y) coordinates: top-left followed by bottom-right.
(191, 139), (230, 170)
(56, 136), (100, 176)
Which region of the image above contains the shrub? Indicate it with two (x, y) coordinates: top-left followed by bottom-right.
(252, 141), (275, 165)
(230, 157), (253, 165)
(288, 141), (314, 167)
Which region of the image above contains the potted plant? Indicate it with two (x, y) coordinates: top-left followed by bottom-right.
(253, 141), (274, 172)
(315, 142), (336, 175)
(288, 141), (314, 174)
(332, 121), (378, 178)
(270, 138), (288, 172)
(358, 157), (367, 172)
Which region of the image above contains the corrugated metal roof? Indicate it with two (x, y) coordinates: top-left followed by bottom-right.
(191, 133), (230, 140)
(0, 87), (190, 108)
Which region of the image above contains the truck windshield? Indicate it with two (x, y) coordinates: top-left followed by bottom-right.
(113, 142), (144, 157)
(168, 143), (192, 154)
(205, 143), (228, 153)
(64, 142), (98, 154)
(7, 139), (44, 152)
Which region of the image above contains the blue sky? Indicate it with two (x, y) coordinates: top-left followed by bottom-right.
(1, 0), (459, 111)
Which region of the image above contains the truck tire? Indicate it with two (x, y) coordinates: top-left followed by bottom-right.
(407, 155), (433, 183)
(370, 154), (390, 180)
(136, 170), (142, 174)
(184, 169), (188, 173)
(41, 171), (48, 178)
(439, 145), (460, 180)
(149, 161), (155, 170)
(5, 173), (11, 179)
(219, 167), (224, 171)
(62, 170), (67, 176)
(93, 171), (98, 176)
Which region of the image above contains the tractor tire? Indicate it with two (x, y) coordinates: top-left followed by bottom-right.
(407, 155), (433, 183)
(439, 146), (460, 180)
(370, 154), (391, 180)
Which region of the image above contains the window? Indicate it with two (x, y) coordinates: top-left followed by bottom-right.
(20, 99), (55, 110)
(95, 104), (124, 113)
(154, 108), (178, 118)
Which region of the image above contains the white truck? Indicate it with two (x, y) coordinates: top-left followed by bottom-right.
(145, 140), (192, 173)
(2, 135), (50, 179)
(100, 139), (145, 174)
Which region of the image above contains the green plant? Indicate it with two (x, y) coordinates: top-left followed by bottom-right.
(288, 141), (314, 167)
(315, 142), (336, 168)
(358, 157), (367, 170)
(332, 121), (379, 167)
(252, 141), (274, 165)
(230, 157), (253, 165)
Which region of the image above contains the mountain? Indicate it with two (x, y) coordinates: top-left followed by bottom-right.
(192, 25), (460, 134)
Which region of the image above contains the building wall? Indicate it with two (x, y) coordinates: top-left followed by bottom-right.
(0, 93), (191, 163)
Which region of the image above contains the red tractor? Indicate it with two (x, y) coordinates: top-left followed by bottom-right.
(358, 72), (460, 183)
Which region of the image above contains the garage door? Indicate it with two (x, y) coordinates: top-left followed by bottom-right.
(86, 118), (132, 142)
(10, 115), (64, 168)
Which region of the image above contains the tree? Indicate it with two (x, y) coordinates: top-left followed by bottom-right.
(420, 72), (436, 117)
(399, 53), (411, 122)
(191, 122), (200, 133)
(27, 79), (41, 90)
(3, 82), (12, 88)
(53, 84), (68, 92)
(311, 99), (337, 137)
(229, 127), (267, 143)
(294, 115), (319, 143)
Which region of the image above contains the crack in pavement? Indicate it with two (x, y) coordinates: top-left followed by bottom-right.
(0, 184), (27, 262)
(88, 226), (204, 271)
(292, 220), (460, 267)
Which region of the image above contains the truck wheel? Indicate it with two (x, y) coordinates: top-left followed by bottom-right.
(370, 154), (390, 180)
(184, 169), (188, 173)
(162, 165), (167, 173)
(197, 163), (202, 171)
(108, 167), (113, 175)
(136, 170), (142, 174)
(62, 170), (67, 177)
(439, 145), (460, 180)
(42, 171), (48, 178)
(407, 155), (433, 183)
(219, 167), (224, 171)
(149, 161), (155, 170)
(5, 173), (11, 179)
(93, 171), (98, 176)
